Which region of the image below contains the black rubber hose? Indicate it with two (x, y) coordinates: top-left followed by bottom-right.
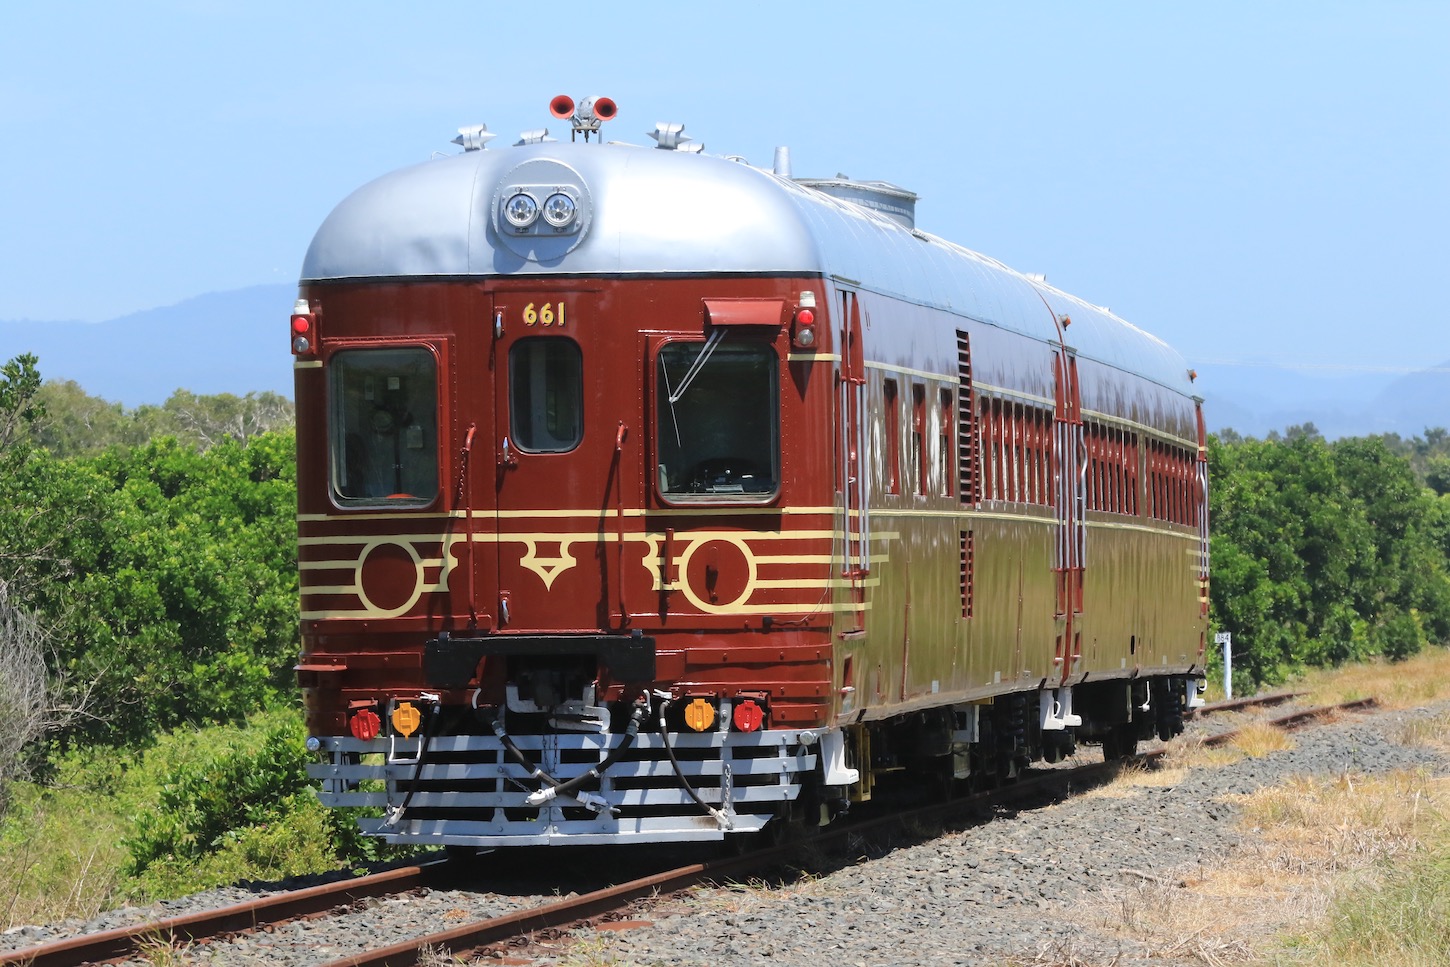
(383, 703), (440, 827)
(488, 698), (647, 801)
(657, 699), (730, 825)
(540, 699), (646, 801)
(490, 713), (558, 787)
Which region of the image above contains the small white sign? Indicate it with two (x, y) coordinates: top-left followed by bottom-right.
(1214, 632), (1231, 645)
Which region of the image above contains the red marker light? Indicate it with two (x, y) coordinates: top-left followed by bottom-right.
(349, 708), (381, 741)
(733, 699), (764, 732)
(792, 306), (818, 350)
(290, 300), (318, 356)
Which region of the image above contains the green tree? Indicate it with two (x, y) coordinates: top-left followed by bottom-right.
(1210, 428), (1450, 683)
(32, 380), (142, 457)
(0, 355), (44, 461)
(31, 381), (295, 457)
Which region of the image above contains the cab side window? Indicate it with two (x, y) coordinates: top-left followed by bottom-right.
(330, 347), (439, 505)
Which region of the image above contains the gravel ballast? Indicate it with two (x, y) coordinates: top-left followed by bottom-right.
(5, 700), (1446, 966)
(540, 702), (1450, 966)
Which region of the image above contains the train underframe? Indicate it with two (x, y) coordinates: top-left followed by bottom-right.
(308, 659), (1204, 847)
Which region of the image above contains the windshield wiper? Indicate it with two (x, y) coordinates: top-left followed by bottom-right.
(661, 328), (727, 447)
(668, 328), (726, 404)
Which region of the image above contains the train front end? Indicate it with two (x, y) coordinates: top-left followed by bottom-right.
(292, 118), (849, 847)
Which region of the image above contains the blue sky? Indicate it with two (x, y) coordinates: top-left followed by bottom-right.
(1, 1), (1446, 374)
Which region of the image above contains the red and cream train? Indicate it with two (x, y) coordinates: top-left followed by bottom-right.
(294, 96), (1209, 848)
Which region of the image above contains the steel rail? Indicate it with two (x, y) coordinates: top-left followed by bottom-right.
(0, 862), (447, 967)
(2, 698), (1377, 967)
(1187, 690), (1306, 719)
(1200, 697), (1377, 744)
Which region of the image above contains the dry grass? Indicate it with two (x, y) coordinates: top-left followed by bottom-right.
(1001, 936), (1125, 965)
(1396, 709), (1450, 750)
(415, 943), (464, 967)
(0, 790), (127, 930)
(1294, 648), (1450, 710)
(1085, 767), (1450, 965)
(1224, 722), (1296, 758)
(1236, 770), (1440, 872)
(1169, 737), (1251, 770)
(1083, 758), (1191, 801)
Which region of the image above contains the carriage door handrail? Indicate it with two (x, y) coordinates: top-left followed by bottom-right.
(838, 291), (869, 585)
(457, 422), (478, 628)
(1052, 343), (1085, 678)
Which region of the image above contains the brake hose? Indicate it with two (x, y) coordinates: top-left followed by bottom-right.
(523, 698), (646, 808)
(658, 698), (733, 829)
(488, 697), (648, 813)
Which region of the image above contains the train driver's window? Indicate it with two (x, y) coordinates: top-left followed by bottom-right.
(509, 337), (584, 453)
(330, 347), (439, 505)
(656, 338), (779, 502)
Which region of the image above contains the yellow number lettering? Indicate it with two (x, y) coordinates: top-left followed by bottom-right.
(540, 303), (554, 327)
(557, 302), (566, 328)
(523, 303), (537, 326)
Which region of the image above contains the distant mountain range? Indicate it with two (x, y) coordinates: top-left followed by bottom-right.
(0, 285), (295, 407)
(1196, 360), (1450, 439)
(2, 285), (1447, 439)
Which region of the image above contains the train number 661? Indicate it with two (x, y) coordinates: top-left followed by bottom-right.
(523, 302), (566, 328)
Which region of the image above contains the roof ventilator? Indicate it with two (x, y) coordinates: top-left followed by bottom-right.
(650, 122), (703, 153)
(451, 125), (496, 151)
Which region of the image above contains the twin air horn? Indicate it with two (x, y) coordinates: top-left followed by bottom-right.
(550, 94), (618, 142)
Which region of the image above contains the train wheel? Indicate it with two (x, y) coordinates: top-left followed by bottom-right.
(1102, 723), (1139, 761)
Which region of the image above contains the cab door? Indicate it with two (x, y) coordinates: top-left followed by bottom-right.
(491, 290), (627, 632)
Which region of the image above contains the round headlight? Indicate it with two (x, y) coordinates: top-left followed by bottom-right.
(292, 335), (311, 354)
(542, 192), (577, 228)
(503, 192), (539, 228)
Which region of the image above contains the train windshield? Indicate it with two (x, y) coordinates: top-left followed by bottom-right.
(656, 337), (778, 501)
(329, 347), (439, 506)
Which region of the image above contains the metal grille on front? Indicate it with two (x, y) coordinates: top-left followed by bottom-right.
(308, 731), (816, 846)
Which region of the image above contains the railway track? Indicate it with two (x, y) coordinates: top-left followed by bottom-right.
(0, 692), (1370, 967)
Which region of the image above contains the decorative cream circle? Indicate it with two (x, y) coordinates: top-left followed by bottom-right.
(355, 539), (425, 618)
(675, 535), (759, 614)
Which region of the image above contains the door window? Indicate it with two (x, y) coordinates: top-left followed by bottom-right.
(509, 338), (583, 453)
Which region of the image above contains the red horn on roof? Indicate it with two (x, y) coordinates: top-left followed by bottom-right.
(549, 94), (576, 119)
(591, 96), (618, 121)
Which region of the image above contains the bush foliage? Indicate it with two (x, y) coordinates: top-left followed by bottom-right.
(121, 709), (385, 896)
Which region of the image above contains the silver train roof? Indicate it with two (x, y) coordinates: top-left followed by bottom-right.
(302, 141), (1193, 395)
